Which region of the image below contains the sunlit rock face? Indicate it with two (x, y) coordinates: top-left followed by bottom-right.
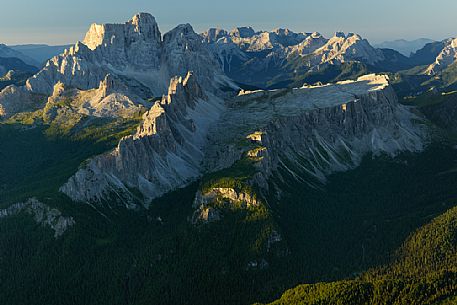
(203, 74), (426, 188)
(62, 74), (427, 207)
(43, 74), (148, 120)
(82, 12), (162, 69)
(0, 13), (233, 119)
(0, 198), (75, 238)
(287, 32), (328, 56)
(25, 13), (226, 96)
(426, 37), (457, 74)
(307, 33), (385, 66)
(202, 28), (385, 88)
(0, 85), (43, 117)
(60, 72), (226, 205)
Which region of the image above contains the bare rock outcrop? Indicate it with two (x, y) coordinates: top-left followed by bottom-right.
(426, 37), (457, 74)
(0, 198), (75, 238)
(61, 73), (428, 210)
(0, 13), (234, 119)
(204, 74), (427, 188)
(61, 72), (225, 205)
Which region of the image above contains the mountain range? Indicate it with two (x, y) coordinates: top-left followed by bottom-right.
(374, 38), (435, 56)
(9, 44), (72, 65)
(2, 12), (457, 305)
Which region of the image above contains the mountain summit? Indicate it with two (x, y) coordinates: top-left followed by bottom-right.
(0, 13), (233, 118)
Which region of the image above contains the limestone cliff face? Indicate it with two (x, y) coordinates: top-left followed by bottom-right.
(254, 84), (424, 184)
(61, 72), (225, 205)
(205, 75), (426, 190)
(62, 74), (426, 208)
(309, 33), (385, 66)
(0, 13), (233, 119)
(426, 37), (457, 75)
(82, 12), (162, 69)
(0, 85), (44, 117)
(24, 13), (226, 96)
(0, 198), (75, 238)
(43, 74), (148, 119)
(203, 29), (385, 88)
(191, 75), (426, 221)
(192, 188), (260, 224)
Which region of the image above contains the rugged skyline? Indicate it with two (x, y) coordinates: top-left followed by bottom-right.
(1, 0), (457, 45)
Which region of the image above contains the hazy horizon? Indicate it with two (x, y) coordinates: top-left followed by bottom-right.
(1, 0), (457, 45)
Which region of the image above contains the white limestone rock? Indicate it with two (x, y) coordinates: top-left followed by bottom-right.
(0, 85), (44, 117)
(62, 73), (427, 210)
(0, 198), (75, 238)
(287, 32), (328, 56)
(426, 38), (457, 74)
(203, 74), (427, 187)
(309, 32), (385, 66)
(43, 74), (148, 119)
(204, 29), (384, 87)
(0, 13), (233, 119)
(61, 72), (226, 205)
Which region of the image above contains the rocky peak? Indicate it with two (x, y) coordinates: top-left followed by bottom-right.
(63, 41), (90, 57)
(137, 71), (204, 137)
(268, 29), (307, 48)
(83, 12), (161, 51)
(162, 24), (226, 88)
(61, 71), (225, 204)
(314, 32), (384, 65)
(129, 12), (161, 39)
(272, 28), (292, 36)
(182, 72), (205, 99)
(98, 74), (127, 97)
(230, 27), (256, 38)
(202, 28), (229, 43)
(288, 32), (328, 56)
(163, 72), (204, 105)
(426, 37), (457, 74)
(163, 23), (197, 44)
(52, 81), (65, 97)
(3, 12), (230, 105)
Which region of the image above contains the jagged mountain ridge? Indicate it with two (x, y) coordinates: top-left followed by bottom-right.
(0, 12), (430, 208)
(374, 38), (435, 56)
(0, 13), (233, 118)
(202, 27), (412, 88)
(61, 73), (427, 207)
(61, 72), (226, 205)
(25, 13), (230, 96)
(426, 37), (457, 74)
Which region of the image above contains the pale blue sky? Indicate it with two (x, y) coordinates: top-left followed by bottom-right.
(1, 0), (456, 45)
